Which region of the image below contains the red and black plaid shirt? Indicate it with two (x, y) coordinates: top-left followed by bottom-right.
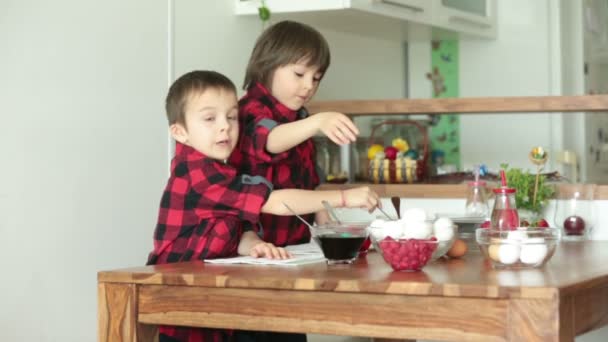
(229, 82), (320, 247)
(147, 142), (272, 341)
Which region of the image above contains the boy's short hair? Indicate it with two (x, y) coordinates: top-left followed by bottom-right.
(165, 70), (237, 126)
(243, 20), (331, 90)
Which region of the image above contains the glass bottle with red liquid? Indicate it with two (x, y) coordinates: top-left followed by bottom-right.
(490, 170), (520, 230)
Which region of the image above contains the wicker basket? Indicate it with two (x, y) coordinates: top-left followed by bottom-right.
(368, 120), (429, 183)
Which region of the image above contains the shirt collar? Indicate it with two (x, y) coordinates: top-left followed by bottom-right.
(246, 82), (305, 120)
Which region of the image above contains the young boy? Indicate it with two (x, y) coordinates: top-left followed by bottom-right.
(147, 70), (380, 341)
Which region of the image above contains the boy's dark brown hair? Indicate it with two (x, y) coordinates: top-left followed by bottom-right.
(165, 70), (237, 126)
(243, 20), (331, 90)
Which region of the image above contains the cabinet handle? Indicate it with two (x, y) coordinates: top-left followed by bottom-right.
(375, 0), (424, 13)
(448, 15), (491, 28)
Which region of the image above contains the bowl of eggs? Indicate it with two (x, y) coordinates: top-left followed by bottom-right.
(369, 208), (458, 263)
(476, 227), (561, 269)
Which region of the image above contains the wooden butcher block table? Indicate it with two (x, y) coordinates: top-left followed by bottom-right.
(99, 241), (608, 342)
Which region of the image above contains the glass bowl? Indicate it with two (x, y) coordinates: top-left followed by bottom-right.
(430, 225), (457, 261)
(310, 223), (370, 265)
(553, 184), (596, 240)
(476, 228), (561, 269)
(371, 235), (438, 271)
(369, 222), (456, 261)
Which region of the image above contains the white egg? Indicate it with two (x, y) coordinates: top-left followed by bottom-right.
(498, 244), (520, 265)
(434, 225), (454, 242)
(370, 219), (386, 228)
(403, 221), (433, 240)
(383, 220), (404, 239)
(402, 208), (427, 223)
(370, 226), (386, 241)
(433, 218), (455, 241)
(520, 238), (548, 265)
(507, 229), (528, 241)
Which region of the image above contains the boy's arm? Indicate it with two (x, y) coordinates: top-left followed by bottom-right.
(261, 187), (379, 215)
(237, 231), (290, 259)
(266, 112), (358, 154)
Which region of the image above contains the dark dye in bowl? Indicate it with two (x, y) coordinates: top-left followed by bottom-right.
(313, 234), (366, 263)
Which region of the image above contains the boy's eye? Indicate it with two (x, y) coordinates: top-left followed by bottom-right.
(228, 115), (238, 121)
(204, 116), (215, 122)
(294, 72), (304, 77)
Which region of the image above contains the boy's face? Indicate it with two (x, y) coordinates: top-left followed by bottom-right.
(170, 88), (239, 160)
(270, 58), (322, 111)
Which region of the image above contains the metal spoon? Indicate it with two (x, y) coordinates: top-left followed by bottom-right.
(282, 202), (314, 229)
(322, 200), (342, 224)
(377, 206), (396, 221)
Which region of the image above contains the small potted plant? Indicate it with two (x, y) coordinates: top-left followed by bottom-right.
(500, 147), (554, 227)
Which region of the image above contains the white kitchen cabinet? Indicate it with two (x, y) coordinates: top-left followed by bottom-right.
(432, 0), (496, 38)
(584, 0), (608, 64)
(234, 0), (495, 38)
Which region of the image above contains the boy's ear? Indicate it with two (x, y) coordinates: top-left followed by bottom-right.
(169, 123), (188, 144)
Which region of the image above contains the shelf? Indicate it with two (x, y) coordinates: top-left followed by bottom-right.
(318, 183), (608, 199)
(307, 94), (608, 115)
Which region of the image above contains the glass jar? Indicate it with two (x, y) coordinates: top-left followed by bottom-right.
(465, 180), (489, 218)
(490, 187), (520, 230)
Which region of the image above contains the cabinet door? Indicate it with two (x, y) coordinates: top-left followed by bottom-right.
(351, 0), (432, 23)
(234, 0), (349, 15)
(584, 0), (608, 62)
(432, 0), (496, 38)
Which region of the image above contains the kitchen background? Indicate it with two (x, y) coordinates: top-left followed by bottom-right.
(1, 0), (607, 341)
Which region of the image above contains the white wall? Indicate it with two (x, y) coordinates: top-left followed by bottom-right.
(0, 0), (168, 340)
(459, 0), (557, 172)
(173, 2), (406, 101)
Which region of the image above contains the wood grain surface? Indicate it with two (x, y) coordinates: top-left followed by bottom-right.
(307, 95), (608, 115)
(99, 242), (608, 341)
(99, 242), (608, 298)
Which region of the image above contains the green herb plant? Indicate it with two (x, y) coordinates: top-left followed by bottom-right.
(499, 163), (554, 214)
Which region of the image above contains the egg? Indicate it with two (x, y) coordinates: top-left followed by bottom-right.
(370, 219), (386, 228)
(507, 230), (528, 241)
(403, 220), (433, 239)
(383, 220), (404, 239)
(401, 208), (427, 223)
(447, 239), (468, 258)
(498, 244), (520, 265)
(488, 244), (501, 261)
(433, 217), (455, 242)
(519, 238), (548, 265)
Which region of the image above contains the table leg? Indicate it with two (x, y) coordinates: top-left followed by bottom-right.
(507, 298), (573, 342)
(98, 282), (157, 342)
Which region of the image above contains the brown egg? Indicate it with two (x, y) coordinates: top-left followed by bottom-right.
(447, 239), (468, 258)
(488, 244), (501, 261)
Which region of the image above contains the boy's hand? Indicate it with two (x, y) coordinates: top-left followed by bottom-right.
(250, 242), (292, 259)
(316, 112), (359, 145)
(343, 186), (381, 213)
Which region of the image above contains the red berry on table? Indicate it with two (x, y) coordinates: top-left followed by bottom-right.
(564, 215), (585, 235)
(384, 146), (398, 160)
(536, 219), (549, 228)
(480, 220), (491, 229)
(520, 220), (530, 227)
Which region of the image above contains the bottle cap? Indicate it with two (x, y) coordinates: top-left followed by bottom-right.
(493, 187), (516, 194)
